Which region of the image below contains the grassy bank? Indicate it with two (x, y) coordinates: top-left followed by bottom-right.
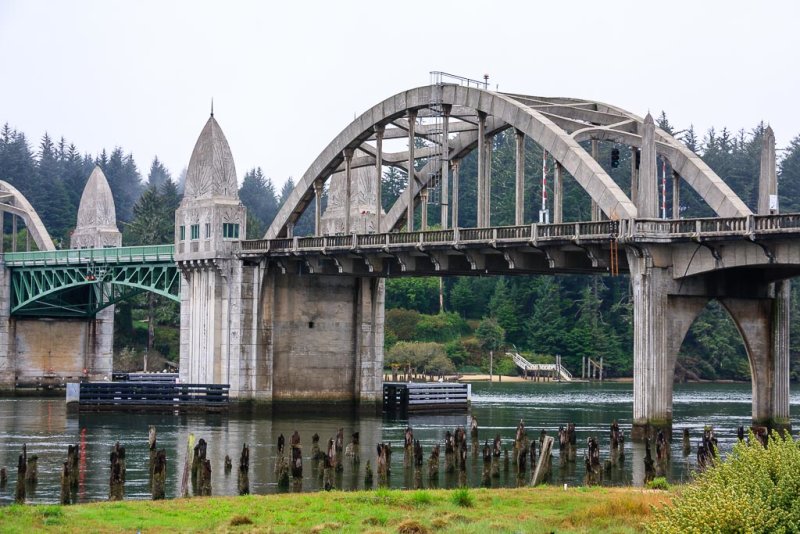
(0, 486), (670, 533)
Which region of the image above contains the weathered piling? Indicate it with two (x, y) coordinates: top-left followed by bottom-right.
(491, 434), (501, 478)
(737, 425), (745, 442)
(335, 428), (344, 472)
(516, 436), (528, 475)
(109, 447), (124, 501)
(655, 429), (669, 476)
(198, 459), (212, 496)
(114, 442), (126, 482)
(697, 426), (718, 470)
(643, 438), (655, 483)
(515, 420), (526, 464)
(60, 461), (71, 505)
(25, 453), (38, 486)
(457, 437), (468, 487)
(180, 433), (195, 498)
(683, 428), (692, 455)
(428, 444), (440, 481)
(376, 443), (389, 485)
(481, 442), (492, 487)
(529, 439), (536, 469)
(444, 431), (455, 473)
(531, 435), (554, 486)
(752, 425), (768, 448)
(0, 467), (7, 489)
(584, 437), (601, 485)
(68, 444), (79, 489)
(152, 450), (166, 500)
(364, 459), (373, 487)
(323, 438), (335, 491)
(610, 421), (624, 466)
(224, 455), (232, 474)
(454, 426), (466, 469)
(238, 443), (249, 495)
(15, 446), (26, 504)
(471, 416), (479, 458)
(311, 433), (322, 462)
(148, 426), (157, 474)
(192, 438), (207, 485)
(345, 432), (359, 464)
(291, 431), (303, 479)
(403, 427), (414, 467)
(567, 423), (577, 462)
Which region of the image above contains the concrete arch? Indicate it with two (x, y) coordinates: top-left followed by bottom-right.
(267, 85), (751, 239)
(266, 85), (638, 239)
(0, 180), (55, 251)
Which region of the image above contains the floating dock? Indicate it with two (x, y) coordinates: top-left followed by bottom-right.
(383, 382), (470, 413)
(67, 381), (229, 412)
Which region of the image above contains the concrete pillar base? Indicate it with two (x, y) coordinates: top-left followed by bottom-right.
(631, 421), (672, 442)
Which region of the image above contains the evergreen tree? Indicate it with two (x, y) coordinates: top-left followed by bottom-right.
(147, 156), (171, 189)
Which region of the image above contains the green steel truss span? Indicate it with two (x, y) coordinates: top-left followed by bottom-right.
(5, 245), (179, 317)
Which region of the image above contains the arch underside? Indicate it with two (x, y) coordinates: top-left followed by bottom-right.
(11, 264), (180, 317)
(267, 85), (751, 239)
(0, 180), (56, 251)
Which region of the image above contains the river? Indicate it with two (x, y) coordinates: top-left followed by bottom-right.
(0, 381), (798, 504)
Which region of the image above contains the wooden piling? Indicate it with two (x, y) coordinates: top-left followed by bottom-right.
(198, 459), (212, 496)
(15, 445), (26, 504)
(345, 431), (359, 464)
(481, 442), (491, 487)
(323, 438), (335, 490)
(109, 448), (124, 501)
(0, 467), (6, 489)
(152, 450), (166, 500)
(584, 437), (601, 485)
(224, 455), (232, 474)
(25, 453), (38, 485)
(403, 427), (413, 468)
(531, 435), (554, 486)
(311, 433), (323, 461)
(60, 461), (71, 505)
(643, 438), (655, 483)
(444, 431), (455, 473)
(238, 443), (249, 496)
(335, 429), (344, 473)
(427, 444), (440, 480)
(683, 428), (691, 456)
(180, 433), (195, 498)
(490, 434), (501, 478)
(364, 459), (373, 487)
(290, 431), (303, 479)
(68, 444), (79, 489)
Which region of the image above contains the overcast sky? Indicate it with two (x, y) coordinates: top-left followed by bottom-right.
(1, 0), (798, 190)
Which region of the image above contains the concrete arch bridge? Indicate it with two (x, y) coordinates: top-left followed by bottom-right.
(1, 80), (797, 439)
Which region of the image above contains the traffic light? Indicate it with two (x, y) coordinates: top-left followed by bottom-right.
(611, 148), (620, 168)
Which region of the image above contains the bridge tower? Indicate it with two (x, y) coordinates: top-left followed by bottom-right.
(174, 114), (253, 395)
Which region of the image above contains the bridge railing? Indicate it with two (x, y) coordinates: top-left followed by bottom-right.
(3, 245), (175, 266)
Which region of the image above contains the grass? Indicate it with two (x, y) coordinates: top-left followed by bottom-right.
(0, 486), (671, 533)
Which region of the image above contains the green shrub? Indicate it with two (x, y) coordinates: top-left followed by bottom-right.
(648, 431), (800, 533)
(415, 312), (469, 343)
(450, 488), (474, 508)
(409, 490), (433, 506)
(646, 477), (670, 490)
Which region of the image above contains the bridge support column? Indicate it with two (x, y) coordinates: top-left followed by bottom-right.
(262, 271), (385, 411)
(720, 282), (791, 432)
(630, 254), (708, 440)
(451, 159), (460, 228)
(515, 130), (525, 225)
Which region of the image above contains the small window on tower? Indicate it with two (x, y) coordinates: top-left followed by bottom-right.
(223, 223), (240, 239)
(190, 224), (200, 240)
(179, 226), (185, 240)
(205, 223), (211, 239)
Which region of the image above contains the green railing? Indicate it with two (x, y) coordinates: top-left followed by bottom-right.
(3, 245), (175, 266)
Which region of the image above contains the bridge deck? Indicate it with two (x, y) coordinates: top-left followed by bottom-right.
(3, 245), (175, 266)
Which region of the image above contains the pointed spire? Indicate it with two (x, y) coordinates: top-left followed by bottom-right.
(211, 98), (214, 118)
(71, 165), (121, 248)
(184, 116), (238, 200)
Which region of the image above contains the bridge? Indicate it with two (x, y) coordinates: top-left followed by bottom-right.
(0, 78), (795, 439)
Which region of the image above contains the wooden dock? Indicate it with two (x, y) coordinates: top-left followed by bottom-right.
(68, 381), (229, 412)
(383, 382), (470, 413)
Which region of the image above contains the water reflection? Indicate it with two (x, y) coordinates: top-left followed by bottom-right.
(0, 381), (797, 504)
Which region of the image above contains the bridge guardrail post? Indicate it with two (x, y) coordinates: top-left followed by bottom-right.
(746, 214), (755, 238)
(695, 219), (702, 239)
